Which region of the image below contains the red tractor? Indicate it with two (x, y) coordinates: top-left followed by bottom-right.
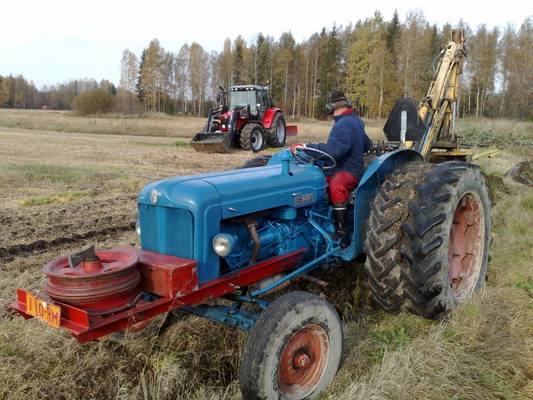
(190, 85), (297, 153)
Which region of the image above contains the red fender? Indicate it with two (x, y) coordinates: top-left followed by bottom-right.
(262, 108), (282, 129)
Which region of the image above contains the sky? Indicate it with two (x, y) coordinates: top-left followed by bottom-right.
(0, 0), (531, 89)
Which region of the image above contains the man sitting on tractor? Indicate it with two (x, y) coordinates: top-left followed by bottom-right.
(291, 90), (372, 248)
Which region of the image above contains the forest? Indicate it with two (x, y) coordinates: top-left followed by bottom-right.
(0, 10), (531, 120)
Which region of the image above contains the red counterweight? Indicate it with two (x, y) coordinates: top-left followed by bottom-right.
(43, 247), (141, 315)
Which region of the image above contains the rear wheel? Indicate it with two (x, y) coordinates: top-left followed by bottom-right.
(239, 291), (342, 400)
(401, 162), (490, 318)
(240, 123), (265, 152)
(364, 162), (430, 312)
(267, 112), (287, 147)
(364, 161), (491, 319)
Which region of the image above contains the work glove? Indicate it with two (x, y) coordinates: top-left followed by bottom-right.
(290, 143), (307, 153)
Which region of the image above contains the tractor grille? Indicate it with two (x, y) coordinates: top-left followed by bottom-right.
(139, 205), (194, 259)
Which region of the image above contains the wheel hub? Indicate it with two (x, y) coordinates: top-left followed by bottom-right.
(278, 324), (328, 398)
(276, 120), (285, 142)
(251, 130), (262, 150)
(447, 192), (485, 301)
(294, 352), (311, 369)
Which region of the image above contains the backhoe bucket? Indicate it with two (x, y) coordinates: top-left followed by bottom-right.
(189, 132), (235, 153)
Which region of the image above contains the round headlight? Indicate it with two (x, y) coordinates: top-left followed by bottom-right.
(212, 234), (233, 257)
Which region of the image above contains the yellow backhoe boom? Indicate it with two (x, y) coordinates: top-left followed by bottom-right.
(417, 29), (466, 158)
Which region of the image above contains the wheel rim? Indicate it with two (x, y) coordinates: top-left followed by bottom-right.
(276, 119), (285, 143)
(278, 323), (329, 399)
(250, 130), (263, 151)
(447, 192), (485, 301)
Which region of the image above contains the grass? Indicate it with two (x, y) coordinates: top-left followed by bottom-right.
(0, 109), (205, 138)
(17, 190), (92, 206)
(175, 139), (189, 147)
(457, 117), (533, 147)
(9, 163), (121, 184)
(330, 155), (533, 400)
(336, 288), (532, 400)
(0, 111), (532, 399)
(364, 317), (428, 363)
(0, 108), (387, 142)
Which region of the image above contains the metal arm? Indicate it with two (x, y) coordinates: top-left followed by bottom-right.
(417, 29), (466, 158)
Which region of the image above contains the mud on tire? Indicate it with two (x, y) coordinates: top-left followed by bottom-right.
(239, 291), (342, 400)
(365, 161), (491, 319)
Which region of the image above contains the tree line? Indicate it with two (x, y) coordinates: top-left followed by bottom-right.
(0, 77), (119, 110)
(1, 11), (531, 120)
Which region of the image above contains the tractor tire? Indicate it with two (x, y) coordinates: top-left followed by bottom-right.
(266, 112), (287, 147)
(239, 155), (272, 169)
(364, 161), (431, 312)
(239, 291), (342, 400)
(401, 161), (491, 318)
(240, 123), (265, 153)
(364, 161), (491, 319)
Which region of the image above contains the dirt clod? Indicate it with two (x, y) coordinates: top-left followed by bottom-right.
(505, 161), (533, 186)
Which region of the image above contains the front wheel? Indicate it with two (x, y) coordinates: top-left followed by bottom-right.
(239, 291), (342, 400)
(240, 123), (265, 152)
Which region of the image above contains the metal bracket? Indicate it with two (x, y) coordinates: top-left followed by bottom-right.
(178, 304), (260, 331)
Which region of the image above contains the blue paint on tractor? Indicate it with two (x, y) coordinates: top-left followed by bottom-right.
(179, 304), (260, 331)
(137, 148), (420, 324)
(349, 149), (421, 258)
(138, 156), (326, 284)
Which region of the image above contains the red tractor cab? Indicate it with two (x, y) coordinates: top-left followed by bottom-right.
(190, 85), (297, 153)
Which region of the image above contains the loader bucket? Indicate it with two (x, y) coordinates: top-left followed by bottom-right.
(189, 132), (235, 153)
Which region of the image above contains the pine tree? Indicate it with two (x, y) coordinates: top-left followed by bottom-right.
(317, 26), (341, 116)
(233, 36), (246, 85)
(386, 9), (401, 57)
(255, 33), (272, 85)
(136, 49), (147, 106)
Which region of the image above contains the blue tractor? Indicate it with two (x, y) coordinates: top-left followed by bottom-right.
(10, 29), (491, 399)
(136, 136), (489, 397)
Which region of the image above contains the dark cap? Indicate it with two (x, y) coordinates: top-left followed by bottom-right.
(327, 90), (347, 104)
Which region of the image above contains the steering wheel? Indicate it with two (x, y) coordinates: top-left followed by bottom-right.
(292, 145), (336, 170)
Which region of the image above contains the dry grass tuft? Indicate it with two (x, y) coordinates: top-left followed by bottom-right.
(17, 190), (92, 206)
(0, 316), (243, 400)
(335, 288), (532, 400)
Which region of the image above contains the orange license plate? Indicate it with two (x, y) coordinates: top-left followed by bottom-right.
(25, 292), (61, 328)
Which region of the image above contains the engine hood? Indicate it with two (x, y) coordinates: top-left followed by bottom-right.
(138, 163), (326, 218)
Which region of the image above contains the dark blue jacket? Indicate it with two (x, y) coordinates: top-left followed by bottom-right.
(308, 110), (372, 179)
